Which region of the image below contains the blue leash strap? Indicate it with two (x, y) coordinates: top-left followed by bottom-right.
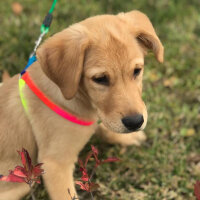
(20, 55), (37, 76)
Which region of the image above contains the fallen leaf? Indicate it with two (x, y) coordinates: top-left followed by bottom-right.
(163, 76), (178, 88)
(149, 72), (159, 82)
(180, 128), (195, 137)
(12, 2), (23, 15)
(186, 128), (195, 136)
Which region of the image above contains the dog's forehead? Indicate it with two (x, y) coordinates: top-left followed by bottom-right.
(82, 15), (144, 72)
(86, 32), (143, 71)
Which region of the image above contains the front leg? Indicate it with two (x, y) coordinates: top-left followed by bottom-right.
(41, 157), (78, 200)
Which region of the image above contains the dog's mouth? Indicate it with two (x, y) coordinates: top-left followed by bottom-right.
(99, 119), (143, 134)
(121, 127), (144, 134)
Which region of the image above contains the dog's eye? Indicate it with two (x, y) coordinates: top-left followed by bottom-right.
(92, 75), (109, 86)
(133, 68), (142, 78)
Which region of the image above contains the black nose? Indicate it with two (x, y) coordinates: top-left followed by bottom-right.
(121, 114), (144, 131)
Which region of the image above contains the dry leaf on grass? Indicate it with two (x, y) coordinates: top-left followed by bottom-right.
(163, 76), (178, 88)
(12, 2), (23, 15)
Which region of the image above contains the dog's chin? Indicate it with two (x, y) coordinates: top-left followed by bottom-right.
(117, 127), (145, 134)
(100, 119), (146, 134)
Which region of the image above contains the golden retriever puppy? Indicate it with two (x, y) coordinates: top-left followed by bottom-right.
(0, 10), (163, 200)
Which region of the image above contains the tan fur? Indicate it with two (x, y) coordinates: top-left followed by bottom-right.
(0, 10), (163, 200)
(2, 70), (11, 82)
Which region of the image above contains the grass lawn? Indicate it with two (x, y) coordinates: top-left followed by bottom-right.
(0, 0), (200, 199)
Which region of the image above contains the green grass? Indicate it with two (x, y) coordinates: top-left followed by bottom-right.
(0, 0), (200, 199)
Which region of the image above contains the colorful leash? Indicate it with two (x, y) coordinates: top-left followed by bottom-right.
(18, 0), (96, 126)
(21, 0), (57, 75)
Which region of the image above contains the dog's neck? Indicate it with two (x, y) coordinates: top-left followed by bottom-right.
(27, 62), (97, 122)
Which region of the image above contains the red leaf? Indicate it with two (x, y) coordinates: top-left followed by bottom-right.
(194, 181), (200, 200)
(80, 166), (87, 173)
(75, 181), (90, 192)
(35, 178), (41, 184)
(0, 148), (44, 185)
(76, 181), (99, 192)
(78, 159), (84, 168)
(18, 148), (32, 172)
(84, 152), (93, 168)
(13, 166), (27, 178)
(102, 157), (120, 163)
(81, 176), (89, 182)
(33, 163), (44, 177)
(81, 172), (89, 182)
(0, 173), (25, 183)
(91, 145), (98, 156)
(76, 145), (119, 194)
(80, 167), (89, 182)
(90, 145), (102, 167)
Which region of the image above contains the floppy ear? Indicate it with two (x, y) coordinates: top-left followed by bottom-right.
(118, 10), (164, 63)
(36, 24), (90, 99)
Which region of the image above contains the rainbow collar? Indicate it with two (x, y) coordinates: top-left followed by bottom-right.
(19, 57), (94, 126)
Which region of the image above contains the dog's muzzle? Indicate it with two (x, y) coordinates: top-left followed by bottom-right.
(121, 114), (144, 132)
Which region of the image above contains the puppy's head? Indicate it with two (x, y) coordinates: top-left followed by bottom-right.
(37, 10), (164, 133)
